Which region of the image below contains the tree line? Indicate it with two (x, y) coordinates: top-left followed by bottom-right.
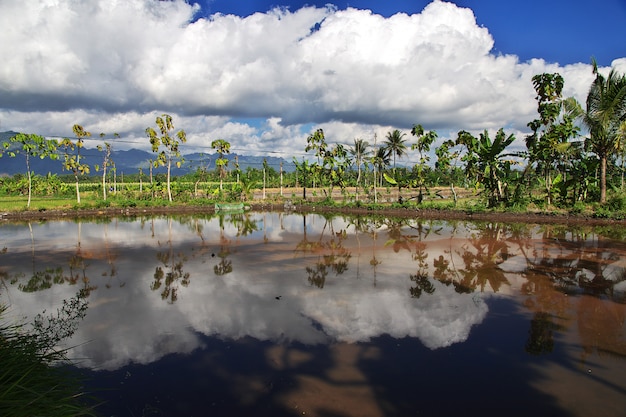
(291, 60), (626, 208)
(1, 61), (625, 209)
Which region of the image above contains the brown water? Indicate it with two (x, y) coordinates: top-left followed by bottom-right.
(1, 212), (625, 416)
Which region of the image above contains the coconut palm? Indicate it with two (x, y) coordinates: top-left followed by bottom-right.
(581, 60), (626, 203)
(349, 138), (370, 200)
(371, 146), (391, 188)
(383, 129), (407, 173)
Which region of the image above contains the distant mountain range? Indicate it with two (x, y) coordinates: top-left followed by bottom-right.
(0, 131), (295, 176)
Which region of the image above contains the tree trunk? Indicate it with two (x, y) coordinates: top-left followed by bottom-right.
(356, 162), (361, 202)
(600, 156), (607, 203)
(167, 159), (172, 202)
(26, 154), (32, 208)
(102, 166), (107, 201)
(75, 175), (81, 204)
(27, 169), (32, 208)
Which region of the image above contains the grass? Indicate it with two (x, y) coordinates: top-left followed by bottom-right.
(0, 196), (77, 211)
(0, 293), (97, 417)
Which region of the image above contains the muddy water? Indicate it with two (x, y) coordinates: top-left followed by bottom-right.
(0, 212), (625, 416)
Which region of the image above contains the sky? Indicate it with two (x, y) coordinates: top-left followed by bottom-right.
(1, 0), (625, 165)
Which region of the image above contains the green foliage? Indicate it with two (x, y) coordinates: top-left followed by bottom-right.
(93, 199), (111, 209)
(411, 124), (438, 202)
(462, 199), (488, 214)
(383, 129), (408, 171)
(606, 194), (626, 212)
(582, 60), (626, 203)
(456, 128), (518, 207)
(59, 125), (92, 204)
(0, 292), (95, 417)
(569, 201), (587, 214)
(118, 199), (138, 208)
(303, 129), (350, 197)
(146, 114), (187, 202)
(2, 133), (59, 207)
(526, 72), (580, 205)
(211, 139), (231, 191)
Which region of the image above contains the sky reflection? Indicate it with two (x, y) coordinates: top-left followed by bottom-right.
(1, 213), (625, 372)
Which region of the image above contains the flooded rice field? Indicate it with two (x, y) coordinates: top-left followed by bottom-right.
(1, 212), (625, 416)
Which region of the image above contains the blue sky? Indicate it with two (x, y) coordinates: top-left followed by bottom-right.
(0, 0), (625, 160)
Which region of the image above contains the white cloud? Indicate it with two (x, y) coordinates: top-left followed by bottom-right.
(0, 0), (621, 160)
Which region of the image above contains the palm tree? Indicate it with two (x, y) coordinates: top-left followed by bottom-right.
(581, 60), (626, 203)
(349, 138), (370, 200)
(371, 146), (391, 187)
(383, 129), (407, 173)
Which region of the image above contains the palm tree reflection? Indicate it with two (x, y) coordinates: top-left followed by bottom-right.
(432, 222), (511, 294)
(298, 215), (352, 289)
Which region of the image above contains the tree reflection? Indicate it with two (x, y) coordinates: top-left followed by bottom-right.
(409, 238), (435, 298)
(525, 312), (561, 355)
(213, 213), (235, 276)
(17, 267), (65, 292)
(382, 218), (440, 298)
(518, 225), (626, 298)
(409, 270), (435, 298)
(151, 217), (190, 303)
(102, 222), (123, 289)
(16, 254), (97, 297)
(516, 225), (626, 356)
(232, 213), (259, 239)
(298, 215), (352, 289)
(294, 214), (320, 255)
(433, 222), (511, 293)
(152, 251), (190, 303)
(352, 217), (387, 287)
(384, 218), (419, 253)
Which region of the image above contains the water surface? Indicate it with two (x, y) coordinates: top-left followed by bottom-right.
(1, 212), (625, 416)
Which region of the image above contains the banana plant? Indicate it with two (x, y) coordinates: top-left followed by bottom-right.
(457, 128), (518, 207)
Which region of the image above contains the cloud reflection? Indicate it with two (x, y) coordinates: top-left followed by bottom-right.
(0, 214), (490, 371)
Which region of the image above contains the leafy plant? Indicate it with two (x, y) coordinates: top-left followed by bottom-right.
(146, 114), (187, 202)
(1, 133), (58, 208)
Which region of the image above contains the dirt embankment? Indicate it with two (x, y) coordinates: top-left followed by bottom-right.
(0, 200), (622, 226)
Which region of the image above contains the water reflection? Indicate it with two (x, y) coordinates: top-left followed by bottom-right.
(1, 213), (625, 414)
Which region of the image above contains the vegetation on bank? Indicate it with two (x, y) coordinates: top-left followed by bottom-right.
(0, 62), (625, 219)
(0, 291), (96, 417)
(1, 184), (626, 221)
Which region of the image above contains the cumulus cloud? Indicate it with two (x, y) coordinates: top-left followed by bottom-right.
(0, 0), (619, 157)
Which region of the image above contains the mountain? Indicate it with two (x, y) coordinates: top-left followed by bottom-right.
(0, 132), (295, 176)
